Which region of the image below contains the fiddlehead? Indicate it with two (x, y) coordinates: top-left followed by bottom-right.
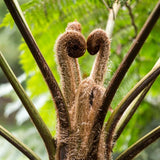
(79, 29), (110, 159)
(55, 21), (86, 109)
(87, 29), (110, 85)
(55, 22), (86, 160)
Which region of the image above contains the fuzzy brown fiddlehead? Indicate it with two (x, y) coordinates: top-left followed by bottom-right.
(55, 24), (110, 160)
(55, 22), (86, 110)
(55, 21), (86, 160)
(66, 22), (84, 89)
(82, 29), (110, 159)
(87, 29), (110, 85)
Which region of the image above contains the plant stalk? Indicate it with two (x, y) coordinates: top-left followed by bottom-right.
(105, 61), (160, 159)
(102, 0), (160, 120)
(86, 0), (160, 158)
(0, 52), (55, 160)
(106, 1), (121, 38)
(114, 57), (160, 142)
(116, 126), (160, 160)
(0, 125), (41, 160)
(114, 82), (153, 140)
(3, 0), (71, 137)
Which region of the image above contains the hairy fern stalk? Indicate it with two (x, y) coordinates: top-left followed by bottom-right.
(1, 0), (160, 160)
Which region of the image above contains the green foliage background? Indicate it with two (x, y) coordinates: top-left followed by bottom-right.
(0, 0), (160, 159)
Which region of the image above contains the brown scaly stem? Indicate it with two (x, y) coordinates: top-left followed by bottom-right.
(3, 0), (71, 140)
(0, 125), (41, 160)
(116, 126), (160, 160)
(86, 1), (160, 159)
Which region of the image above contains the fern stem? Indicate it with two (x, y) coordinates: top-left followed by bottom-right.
(0, 125), (41, 160)
(116, 126), (160, 160)
(106, 1), (120, 38)
(0, 52), (55, 160)
(125, 1), (138, 37)
(3, 0), (71, 139)
(114, 57), (160, 143)
(102, 0), (160, 118)
(105, 61), (160, 159)
(114, 82), (153, 141)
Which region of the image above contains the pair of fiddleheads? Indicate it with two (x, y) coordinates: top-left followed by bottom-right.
(55, 21), (110, 159)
